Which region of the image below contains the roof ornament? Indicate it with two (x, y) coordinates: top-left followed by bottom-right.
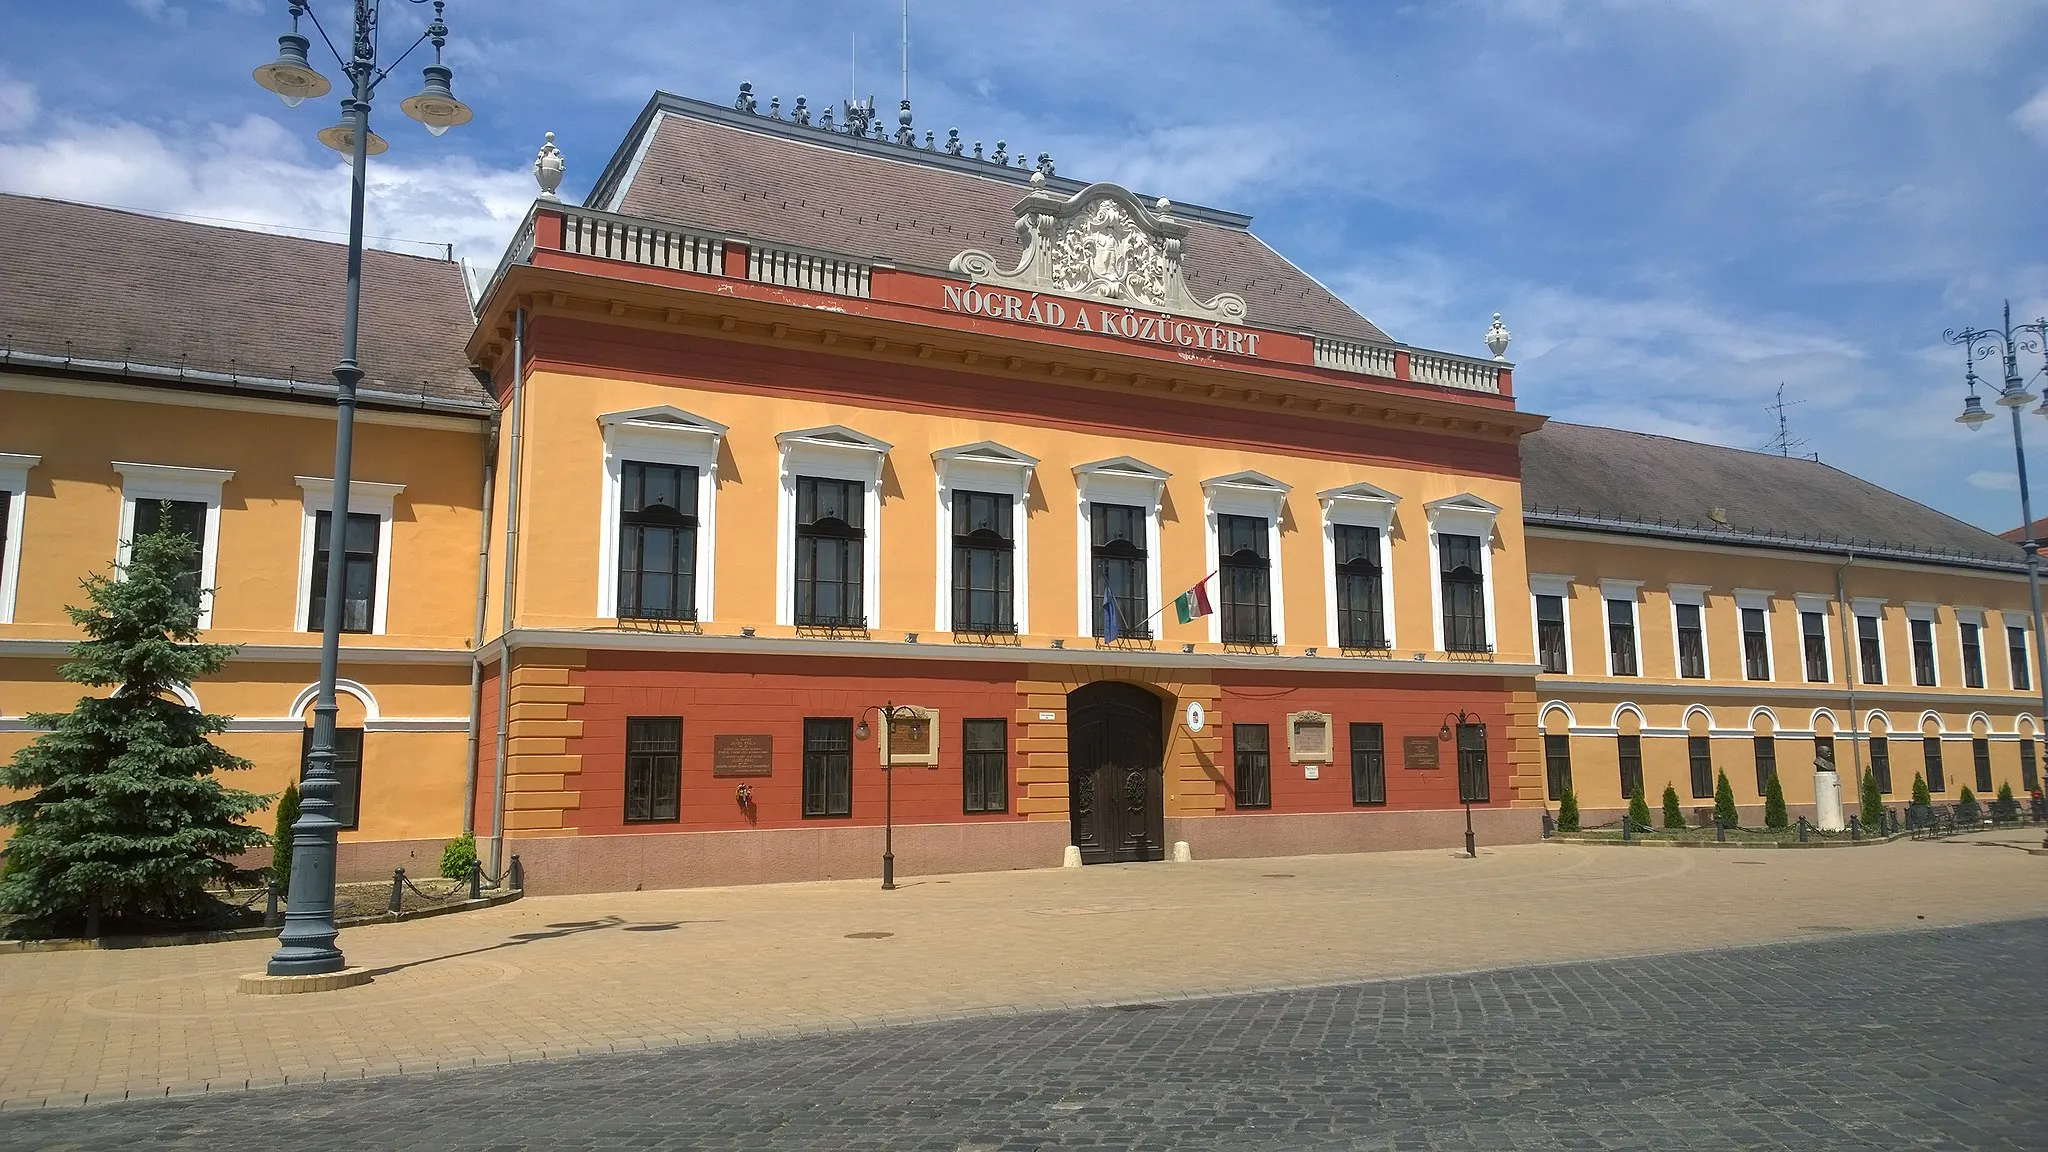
(972, 140), (983, 160)
(924, 130), (935, 150)
(1484, 312), (1512, 361)
(896, 97), (914, 145)
(767, 96), (781, 120)
(533, 131), (564, 201)
(991, 140), (1008, 165)
(820, 105), (836, 131)
(843, 95), (875, 136)
(1036, 153), (1054, 177)
(945, 129), (962, 155)
(792, 96), (810, 126)
(950, 180), (1249, 323)
(735, 82), (757, 114)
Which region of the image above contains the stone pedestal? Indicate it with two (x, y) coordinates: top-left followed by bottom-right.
(1814, 770), (1846, 832)
(237, 968), (373, 995)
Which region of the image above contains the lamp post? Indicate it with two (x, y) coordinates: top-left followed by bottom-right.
(1438, 710), (1487, 858)
(1945, 303), (2048, 768)
(253, 0), (472, 977)
(856, 703), (920, 890)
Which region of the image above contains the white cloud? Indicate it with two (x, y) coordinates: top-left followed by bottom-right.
(1969, 470), (2021, 492)
(2016, 86), (2048, 145)
(125, 0), (188, 27)
(0, 113), (531, 269)
(0, 70), (34, 132)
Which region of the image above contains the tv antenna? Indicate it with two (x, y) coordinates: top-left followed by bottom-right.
(1763, 383), (1816, 460)
(902, 0), (910, 105)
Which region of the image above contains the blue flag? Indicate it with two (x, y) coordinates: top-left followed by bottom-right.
(1101, 585), (1121, 643)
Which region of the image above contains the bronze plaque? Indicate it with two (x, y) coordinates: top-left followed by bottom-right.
(1402, 736), (1440, 770)
(712, 734), (774, 777)
(889, 715), (931, 757)
(1292, 719), (1328, 756)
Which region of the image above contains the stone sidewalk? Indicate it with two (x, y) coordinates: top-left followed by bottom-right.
(1, 831), (2044, 1109)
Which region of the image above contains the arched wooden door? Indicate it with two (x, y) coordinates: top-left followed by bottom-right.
(1067, 681), (1166, 864)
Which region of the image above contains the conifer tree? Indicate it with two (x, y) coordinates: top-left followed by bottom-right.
(0, 521), (268, 934)
(1859, 769), (1885, 832)
(1764, 772), (1788, 829)
(1957, 784), (1980, 823)
(1627, 780), (1653, 832)
(270, 783), (301, 892)
(1661, 784), (1686, 829)
(1713, 770), (1740, 829)
(1555, 788), (1580, 833)
(1911, 772), (1931, 808)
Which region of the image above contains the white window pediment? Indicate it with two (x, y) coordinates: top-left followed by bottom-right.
(1318, 480), (1400, 530)
(1600, 579), (1644, 602)
(933, 441), (1038, 496)
(1074, 456), (1169, 508)
(1668, 583), (1710, 607)
(1424, 492), (1501, 538)
(1202, 470), (1291, 519)
(1735, 588), (1775, 612)
(601, 405), (729, 463)
(779, 424), (892, 484)
(1529, 573), (1574, 599)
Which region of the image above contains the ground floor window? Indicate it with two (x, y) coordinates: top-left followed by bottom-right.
(1924, 737), (1945, 794)
(1753, 736), (1777, 797)
(299, 726), (362, 831)
(1871, 737), (1892, 794)
(623, 718), (682, 822)
(1456, 723), (1489, 803)
(962, 718), (1007, 813)
(2023, 738), (2038, 793)
(803, 718), (853, 818)
(1687, 736), (1713, 800)
(1234, 724), (1271, 809)
(1351, 723), (1386, 806)
(1617, 735), (1643, 802)
(1972, 737), (1993, 794)
(1543, 734), (1572, 801)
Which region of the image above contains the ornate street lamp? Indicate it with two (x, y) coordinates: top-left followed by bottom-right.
(1438, 710), (1487, 858)
(856, 703), (921, 890)
(253, 0), (473, 979)
(1945, 303), (2048, 774)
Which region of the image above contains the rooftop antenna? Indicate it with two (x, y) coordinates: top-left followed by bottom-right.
(901, 0), (910, 105)
(850, 33), (856, 103)
(1763, 383), (1817, 460)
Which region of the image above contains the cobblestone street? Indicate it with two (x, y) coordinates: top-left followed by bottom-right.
(3, 918), (2044, 1150)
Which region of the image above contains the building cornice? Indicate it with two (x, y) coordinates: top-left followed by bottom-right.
(0, 367), (492, 431)
(1524, 515), (2024, 578)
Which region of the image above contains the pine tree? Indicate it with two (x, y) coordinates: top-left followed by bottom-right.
(1911, 772), (1931, 808)
(1661, 784), (1686, 829)
(1859, 769), (1885, 832)
(270, 783), (301, 893)
(1764, 772), (1788, 829)
(1627, 781), (1653, 832)
(1714, 770), (1740, 829)
(1957, 785), (1980, 823)
(0, 522), (268, 935)
(1555, 788), (1580, 833)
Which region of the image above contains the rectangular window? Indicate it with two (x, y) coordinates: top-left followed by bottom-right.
(1233, 723), (1272, 809)
(307, 510), (380, 633)
(1606, 599), (1638, 676)
(794, 477), (865, 627)
(300, 726), (363, 831)
(1871, 737), (1892, 794)
(2011, 627), (2031, 692)
(133, 497), (207, 613)
(962, 718), (1008, 813)
(1535, 594), (1567, 674)
(802, 717), (853, 817)
(951, 491), (1015, 633)
(1350, 722), (1386, 806)
(1688, 735), (1713, 800)
(1090, 502), (1150, 640)
(1741, 607), (1771, 681)
(1217, 514), (1273, 644)
(623, 717), (682, 823)
(1858, 615), (1884, 685)
(617, 461), (698, 622)
(1911, 618), (1937, 686)
(1801, 611), (1829, 683)
(1924, 736), (1946, 794)
(1753, 736), (1777, 797)
(1335, 525), (1387, 650)
(1675, 603), (1706, 679)
(1544, 734), (1573, 801)
(1973, 737), (1993, 793)
(1456, 723), (1490, 802)
(1960, 623), (1985, 689)
(1439, 533), (1488, 653)
(2022, 738), (2038, 793)
(1617, 734), (1644, 801)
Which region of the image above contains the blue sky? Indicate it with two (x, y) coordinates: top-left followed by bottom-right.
(4, 0), (2048, 531)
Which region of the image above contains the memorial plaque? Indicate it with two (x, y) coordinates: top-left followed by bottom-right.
(1287, 711), (1331, 762)
(888, 714), (932, 757)
(1402, 736), (1440, 770)
(712, 734), (774, 777)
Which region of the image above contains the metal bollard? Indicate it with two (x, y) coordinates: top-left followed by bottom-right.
(509, 854), (525, 892)
(264, 883), (281, 927)
(1541, 810), (1555, 839)
(389, 867), (405, 914)
(1621, 817), (1632, 842)
(1850, 817), (1861, 842)
(1714, 817), (1726, 843)
(1797, 816), (1809, 843)
(469, 860), (483, 901)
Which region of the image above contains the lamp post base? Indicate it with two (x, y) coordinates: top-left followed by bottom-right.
(237, 968), (372, 996)
(882, 851), (896, 890)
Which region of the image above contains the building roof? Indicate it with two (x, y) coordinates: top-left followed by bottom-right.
(585, 93), (1392, 345)
(1521, 422), (2024, 571)
(0, 193), (492, 413)
(1999, 517), (2045, 544)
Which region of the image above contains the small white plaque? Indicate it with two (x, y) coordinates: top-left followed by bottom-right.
(1185, 700), (1206, 732)
(1038, 711), (1057, 721)
(1304, 765), (1320, 780)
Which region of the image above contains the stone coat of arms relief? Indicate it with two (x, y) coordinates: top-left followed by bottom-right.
(950, 172), (1248, 324)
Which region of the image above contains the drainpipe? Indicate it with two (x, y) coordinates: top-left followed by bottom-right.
(489, 307), (527, 880)
(1835, 552), (1865, 790)
(460, 409), (501, 835)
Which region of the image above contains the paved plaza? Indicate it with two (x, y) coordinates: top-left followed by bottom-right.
(0, 831), (2042, 1146)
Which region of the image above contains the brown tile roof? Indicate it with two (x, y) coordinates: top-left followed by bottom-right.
(1999, 518), (2046, 544)
(589, 95), (1391, 345)
(1522, 422), (2023, 570)
(0, 193), (491, 413)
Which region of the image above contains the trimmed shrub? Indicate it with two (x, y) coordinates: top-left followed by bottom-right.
(1556, 788), (1580, 833)
(1627, 781), (1653, 832)
(1992, 782), (2019, 822)
(1860, 769), (1885, 832)
(270, 782), (301, 892)
(1714, 770), (1740, 829)
(1958, 785), (1981, 824)
(1764, 773), (1788, 830)
(1661, 785), (1686, 830)
(1911, 773), (1932, 807)
(439, 833), (479, 881)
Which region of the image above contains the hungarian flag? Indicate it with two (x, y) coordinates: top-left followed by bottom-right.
(1174, 579), (1213, 625)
